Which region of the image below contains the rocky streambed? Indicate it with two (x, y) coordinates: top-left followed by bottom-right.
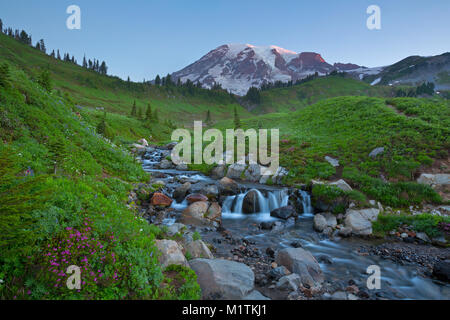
(132, 143), (450, 300)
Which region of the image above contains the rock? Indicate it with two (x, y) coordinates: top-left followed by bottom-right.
(175, 163), (188, 171)
(275, 248), (324, 288)
(226, 163), (247, 180)
(151, 193), (173, 207)
(313, 214), (327, 232)
(317, 255), (333, 265)
(325, 156), (339, 167)
(270, 205), (296, 220)
(331, 291), (348, 300)
(172, 182), (191, 203)
(268, 266), (291, 280)
(276, 274), (302, 291)
(417, 173), (450, 186)
(211, 165), (227, 179)
(347, 293), (359, 300)
(244, 290), (270, 300)
(138, 138), (149, 147)
(344, 208), (380, 236)
(159, 159), (173, 169)
(155, 240), (188, 269)
(369, 147), (384, 158)
(242, 190), (261, 214)
(338, 227), (352, 237)
(260, 221), (275, 230)
(329, 179), (352, 192)
(244, 164), (262, 182)
(322, 212), (337, 228)
(189, 258), (255, 300)
(205, 202), (222, 224)
(272, 167), (288, 185)
(181, 201), (209, 225)
(201, 184), (219, 200)
(432, 260), (450, 283)
(186, 193), (209, 204)
(218, 177), (239, 195)
(185, 240), (214, 259)
(166, 223), (187, 236)
(415, 232), (431, 243)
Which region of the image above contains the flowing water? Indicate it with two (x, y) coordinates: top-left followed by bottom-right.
(141, 147), (450, 300)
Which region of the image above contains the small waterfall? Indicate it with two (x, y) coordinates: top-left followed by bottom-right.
(298, 190), (313, 215)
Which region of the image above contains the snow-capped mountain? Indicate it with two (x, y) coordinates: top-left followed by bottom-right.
(171, 44), (364, 95)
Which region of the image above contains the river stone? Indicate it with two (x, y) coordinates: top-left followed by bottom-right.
(211, 165), (227, 179)
(275, 248), (324, 288)
(151, 193), (173, 207)
(186, 193), (209, 204)
(175, 163), (188, 171)
(205, 202), (222, 224)
(325, 156), (339, 167)
(268, 266), (291, 280)
(185, 240), (214, 259)
(244, 164), (262, 182)
(338, 227), (352, 237)
(226, 163), (247, 180)
(331, 291), (348, 300)
(244, 290), (270, 300)
(329, 179), (352, 192)
(173, 182), (191, 203)
(276, 274), (302, 291)
(313, 214), (328, 232)
(322, 212), (337, 228)
(200, 184), (219, 199)
(159, 159), (172, 169)
(137, 138), (149, 147)
(270, 205), (296, 220)
(242, 190), (261, 214)
(218, 177), (239, 195)
(416, 232), (431, 243)
(344, 208), (379, 236)
(189, 258), (255, 300)
(432, 260), (450, 283)
(369, 147), (385, 158)
(155, 240), (188, 269)
(181, 201), (209, 225)
(166, 223), (187, 236)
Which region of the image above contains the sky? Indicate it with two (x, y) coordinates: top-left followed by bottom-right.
(0, 0), (449, 81)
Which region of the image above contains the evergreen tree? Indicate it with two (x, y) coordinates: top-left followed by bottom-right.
(50, 50), (55, 58)
(57, 49), (61, 60)
(153, 108), (159, 122)
(99, 61), (107, 75)
(82, 55), (87, 68)
(205, 110), (211, 124)
(165, 73), (172, 86)
(245, 86), (261, 104)
(233, 106), (241, 128)
(0, 63), (10, 88)
(138, 107), (143, 119)
(131, 100), (137, 117)
(0, 19), (3, 33)
(38, 68), (52, 92)
(145, 103), (152, 120)
(155, 75), (161, 86)
(39, 39), (46, 53)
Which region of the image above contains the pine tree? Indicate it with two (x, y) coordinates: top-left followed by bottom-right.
(145, 103), (152, 120)
(155, 75), (161, 86)
(0, 63), (10, 88)
(39, 39), (46, 53)
(131, 100), (137, 117)
(234, 106), (241, 128)
(82, 55), (87, 68)
(205, 110), (211, 124)
(57, 49), (61, 60)
(138, 107), (143, 119)
(50, 50), (55, 58)
(0, 19), (3, 33)
(38, 68), (52, 92)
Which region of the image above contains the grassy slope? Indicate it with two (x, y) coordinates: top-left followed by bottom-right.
(0, 57), (200, 299)
(252, 76), (394, 113)
(0, 33), (250, 142)
(215, 96), (449, 207)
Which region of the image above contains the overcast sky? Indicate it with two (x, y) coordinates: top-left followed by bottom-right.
(1, 0), (449, 81)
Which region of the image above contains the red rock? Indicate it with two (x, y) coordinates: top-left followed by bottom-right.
(151, 193), (173, 207)
(186, 193), (208, 204)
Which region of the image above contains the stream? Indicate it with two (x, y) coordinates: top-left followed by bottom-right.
(140, 146), (450, 300)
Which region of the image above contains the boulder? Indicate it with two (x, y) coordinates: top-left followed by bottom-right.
(244, 164), (262, 182)
(313, 214), (327, 232)
(151, 193), (173, 207)
(338, 227), (352, 237)
(276, 274), (302, 291)
(226, 163), (247, 180)
(329, 179), (352, 192)
(175, 163), (188, 171)
(138, 138), (149, 147)
(268, 266), (291, 280)
(205, 202), (222, 224)
(242, 190), (261, 214)
(166, 223), (187, 236)
(200, 184), (219, 199)
(272, 167), (288, 185)
(181, 201), (209, 225)
(344, 208), (379, 236)
(275, 248), (324, 288)
(185, 240), (214, 259)
(189, 258), (255, 300)
(369, 147), (385, 158)
(172, 182), (191, 203)
(159, 159), (172, 169)
(218, 177), (239, 195)
(432, 260), (450, 283)
(322, 212), (337, 228)
(244, 290), (270, 300)
(325, 156), (339, 167)
(186, 193), (209, 204)
(270, 205), (297, 220)
(211, 165), (227, 179)
(155, 240), (188, 269)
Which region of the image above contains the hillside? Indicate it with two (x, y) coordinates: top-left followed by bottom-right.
(250, 76), (394, 113)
